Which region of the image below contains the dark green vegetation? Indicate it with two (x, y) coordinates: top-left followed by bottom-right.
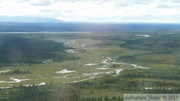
(0, 35), (78, 67)
(2, 69), (30, 75)
(103, 32), (180, 67)
(1, 68), (179, 101)
(0, 31), (180, 101)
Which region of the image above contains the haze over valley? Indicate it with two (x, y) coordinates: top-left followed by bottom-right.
(0, 0), (180, 101)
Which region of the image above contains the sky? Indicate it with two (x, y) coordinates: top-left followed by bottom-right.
(0, 0), (180, 23)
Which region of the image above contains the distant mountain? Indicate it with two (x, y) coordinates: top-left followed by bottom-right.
(1, 22), (180, 32)
(0, 16), (63, 23)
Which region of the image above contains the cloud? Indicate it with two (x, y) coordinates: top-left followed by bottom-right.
(27, 0), (54, 6)
(0, 0), (180, 23)
(0, 1), (34, 16)
(165, 0), (180, 3)
(156, 4), (172, 8)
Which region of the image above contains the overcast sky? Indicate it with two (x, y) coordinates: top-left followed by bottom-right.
(0, 0), (180, 23)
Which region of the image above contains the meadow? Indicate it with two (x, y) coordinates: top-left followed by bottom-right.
(0, 31), (179, 101)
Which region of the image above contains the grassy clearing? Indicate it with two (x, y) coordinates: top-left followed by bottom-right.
(0, 32), (180, 101)
(0, 31), (180, 101)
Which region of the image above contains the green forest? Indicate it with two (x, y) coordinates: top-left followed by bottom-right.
(0, 31), (179, 101)
(0, 35), (78, 67)
(1, 68), (180, 101)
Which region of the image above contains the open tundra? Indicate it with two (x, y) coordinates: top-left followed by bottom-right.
(0, 31), (179, 100)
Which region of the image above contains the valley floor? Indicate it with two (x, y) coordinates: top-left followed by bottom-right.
(0, 31), (179, 100)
